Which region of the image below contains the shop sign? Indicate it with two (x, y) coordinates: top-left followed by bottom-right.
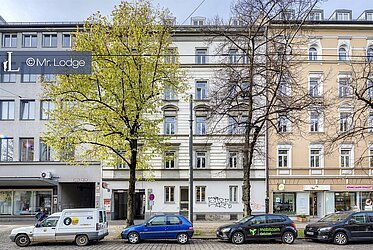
(303, 185), (330, 191)
(346, 185), (372, 190)
(104, 199), (111, 213)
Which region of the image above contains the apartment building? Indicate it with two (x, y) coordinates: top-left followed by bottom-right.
(269, 9), (373, 218)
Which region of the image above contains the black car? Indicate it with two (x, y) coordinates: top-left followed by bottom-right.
(216, 214), (297, 244)
(304, 211), (373, 245)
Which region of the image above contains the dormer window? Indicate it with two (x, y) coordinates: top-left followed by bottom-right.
(367, 47), (373, 61)
(339, 47), (348, 61)
(308, 11), (323, 21)
(367, 12), (373, 21)
(191, 17), (206, 26)
(231, 18), (244, 26)
(337, 12), (350, 21)
(281, 10), (294, 20)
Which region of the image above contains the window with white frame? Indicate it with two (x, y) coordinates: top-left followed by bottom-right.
(164, 86), (177, 100)
(164, 151), (175, 169)
(367, 13), (373, 21)
(278, 114), (290, 133)
(196, 186), (206, 202)
(309, 78), (320, 97)
(40, 139), (55, 161)
(196, 116), (206, 135)
(337, 12), (350, 21)
(3, 34), (17, 48)
(62, 34), (74, 47)
(0, 100), (15, 120)
(370, 146), (373, 168)
(21, 73), (37, 83)
(340, 111), (352, 132)
(309, 47), (318, 61)
(229, 186), (238, 202)
(278, 81), (290, 96)
(310, 110), (322, 132)
(340, 147), (353, 168)
(41, 100), (55, 120)
(23, 34), (37, 48)
(20, 138), (34, 161)
(228, 49), (238, 64)
(228, 116), (239, 134)
(309, 11), (322, 21)
(1, 73), (16, 83)
(369, 111), (373, 132)
(339, 78), (351, 97)
(195, 48), (207, 64)
(196, 151), (206, 168)
(20, 100), (35, 120)
(0, 138), (13, 161)
(164, 186), (175, 202)
(164, 116), (176, 135)
(278, 148), (290, 168)
(338, 47), (348, 61)
(368, 47), (373, 62)
(229, 151), (238, 168)
(43, 34), (57, 47)
(196, 81), (207, 100)
(368, 80), (373, 98)
(310, 147), (322, 168)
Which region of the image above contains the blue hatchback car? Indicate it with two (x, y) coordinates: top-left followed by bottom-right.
(121, 214), (194, 244)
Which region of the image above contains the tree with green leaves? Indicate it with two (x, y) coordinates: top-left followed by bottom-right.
(42, 0), (185, 226)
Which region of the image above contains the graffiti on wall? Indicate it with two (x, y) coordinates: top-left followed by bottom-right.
(208, 196), (232, 209)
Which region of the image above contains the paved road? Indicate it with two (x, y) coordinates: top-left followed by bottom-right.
(1, 225), (373, 250)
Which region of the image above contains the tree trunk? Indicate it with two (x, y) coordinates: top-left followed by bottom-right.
(243, 143), (252, 216)
(126, 139), (137, 226)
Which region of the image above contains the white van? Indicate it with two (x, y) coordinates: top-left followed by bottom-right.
(10, 208), (108, 247)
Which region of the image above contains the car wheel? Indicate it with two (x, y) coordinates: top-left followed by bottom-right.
(333, 232), (348, 245)
(15, 234), (30, 247)
(231, 231), (245, 244)
(282, 231), (295, 244)
(177, 233), (189, 244)
(128, 232), (140, 244)
(75, 234), (89, 246)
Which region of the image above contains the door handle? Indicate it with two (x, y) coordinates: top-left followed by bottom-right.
(51, 228), (55, 229)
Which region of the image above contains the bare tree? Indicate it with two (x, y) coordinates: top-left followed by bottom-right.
(207, 0), (323, 215)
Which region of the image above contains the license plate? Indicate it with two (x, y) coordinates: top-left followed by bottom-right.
(306, 231), (314, 235)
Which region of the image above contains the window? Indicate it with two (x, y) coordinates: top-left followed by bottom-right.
(368, 80), (373, 98)
(337, 12), (350, 21)
(164, 151), (175, 169)
(369, 111), (373, 132)
(40, 140), (54, 161)
(195, 49), (207, 64)
(367, 13), (373, 21)
(20, 138), (34, 161)
(339, 78), (351, 97)
(278, 114), (290, 133)
(273, 193), (296, 214)
(43, 34), (57, 47)
(229, 151), (238, 168)
(309, 12), (322, 21)
(23, 34), (37, 48)
(278, 149), (289, 168)
(164, 186), (175, 202)
(308, 47), (318, 61)
(349, 213), (366, 224)
(339, 47), (348, 61)
(196, 186), (206, 202)
(310, 111), (321, 132)
(370, 148), (373, 168)
(22, 74), (37, 83)
(229, 186), (238, 202)
(309, 78), (320, 97)
(250, 215), (266, 224)
(196, 81), (207, 100)
(0, 138), (13, 161)
(41, 217), (59, 227)
(368, 48), (373, 62)
(62, 34), (74, 47)
(228, 116), (239, 134)
(278, 81), (290, 96)
(164, 116), (176, 135)
(1, 73), (16, 83)
(0, 191), (12, 215)
(310, 149), (321, 168)
(164, 48), (176, 64)
(335, 192), (356, 211)
(192, 18), (205, 25)
(20, 100), (35, 120)
(42, 74), (56, 82)
(164, 86), (176, 100)
(340, 111), (352, 132)
(196, 151), (206, 168)
(41, 100), (55, 120)
(196, 116), (206, 135)
(340, 148), (352, 168)
(167, 216), (181, 224)
(267, 215), (286, 223)
(228, 49), (238, 64)
(3, 34), (17, 48)
(148, 216), (165, 226)
(0, 100), (14, 120)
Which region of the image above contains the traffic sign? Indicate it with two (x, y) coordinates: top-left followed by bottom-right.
(149, 193), (155, 201)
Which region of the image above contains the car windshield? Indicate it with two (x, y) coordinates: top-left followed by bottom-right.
(319, 212), (350, 222)
(236, 215), (254, 224)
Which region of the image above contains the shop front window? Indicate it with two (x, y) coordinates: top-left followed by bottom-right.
(0, 191), (12, 215)
(273, 193), (296, 215)
(12, 190), (52, 215)
(361, 192), (373, 211)
(334, 192), (356, 211)
(13, 191), (32, 215)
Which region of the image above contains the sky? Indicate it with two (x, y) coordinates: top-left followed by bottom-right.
(0, 0), (371, 24)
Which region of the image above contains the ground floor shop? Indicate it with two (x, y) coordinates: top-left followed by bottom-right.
(270, 179), (373, 218)
(103, 179), (266, 220)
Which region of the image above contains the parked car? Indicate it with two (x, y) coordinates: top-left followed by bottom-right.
(216, 214), (297, 244)
(10, 208), (108, 247)
(121, 214), (193, 244)
(304, 210), (373, 245)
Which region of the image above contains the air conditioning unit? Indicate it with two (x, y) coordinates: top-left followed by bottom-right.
(41, 172), (53, 179)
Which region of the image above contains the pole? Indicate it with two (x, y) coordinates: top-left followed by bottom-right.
(188, 94), (194, 223)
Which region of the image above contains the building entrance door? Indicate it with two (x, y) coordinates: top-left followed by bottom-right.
(309, 192), (318, 217)
(113, 189), (145, 220)
(179, 187), (189, 217)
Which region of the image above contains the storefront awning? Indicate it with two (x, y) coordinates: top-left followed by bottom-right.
(0, 177), (58, 187)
